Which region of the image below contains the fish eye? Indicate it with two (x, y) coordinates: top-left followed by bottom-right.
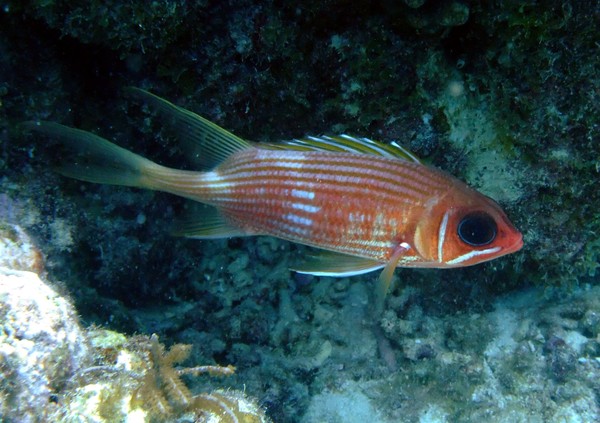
(457, 212), (497, 246)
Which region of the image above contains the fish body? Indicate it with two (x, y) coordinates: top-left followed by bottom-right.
(154, 147), (521, 270)
(24, 89), (523, 303)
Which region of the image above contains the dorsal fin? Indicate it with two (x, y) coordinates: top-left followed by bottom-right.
(262, 134), (422, 164)
(125, 88), (251, 170)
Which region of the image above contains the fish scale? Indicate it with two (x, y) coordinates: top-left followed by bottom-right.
(183, 148), (450, 261)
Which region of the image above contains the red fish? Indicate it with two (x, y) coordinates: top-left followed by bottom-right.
(24, 89), (523, 307)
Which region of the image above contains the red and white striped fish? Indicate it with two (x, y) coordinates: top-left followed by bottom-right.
(25, 88), (523, 307)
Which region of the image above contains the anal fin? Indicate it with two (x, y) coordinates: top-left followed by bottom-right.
(171, 203), (248, 239)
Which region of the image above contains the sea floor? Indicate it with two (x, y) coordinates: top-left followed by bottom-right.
(1, 222), (599, 422)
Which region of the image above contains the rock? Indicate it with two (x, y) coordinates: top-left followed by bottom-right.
(0, 267), (88, 422)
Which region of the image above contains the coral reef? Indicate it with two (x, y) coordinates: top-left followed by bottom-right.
(130, 333), (265, 423)
(1, 0), (599, 421)
(55, 332), (270, 422)
(0, 224), (269, 422)
(0, 225), (88, 421)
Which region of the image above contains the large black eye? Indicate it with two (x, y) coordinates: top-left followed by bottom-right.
(457, 212), (497, 246)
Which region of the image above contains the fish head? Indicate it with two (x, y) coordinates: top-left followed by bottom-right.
(413, 184), (523, 268)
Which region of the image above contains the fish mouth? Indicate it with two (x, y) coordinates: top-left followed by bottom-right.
(507, 233), (524, 253)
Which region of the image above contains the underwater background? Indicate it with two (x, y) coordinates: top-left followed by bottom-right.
(1, 0), (599, 421)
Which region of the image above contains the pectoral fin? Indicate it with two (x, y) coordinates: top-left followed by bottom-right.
(374, 242), (411, 315)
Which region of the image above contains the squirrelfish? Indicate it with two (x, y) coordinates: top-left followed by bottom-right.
(25, 88), (523, 308)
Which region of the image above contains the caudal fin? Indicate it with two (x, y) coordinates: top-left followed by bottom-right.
(22, 121), (163, 190)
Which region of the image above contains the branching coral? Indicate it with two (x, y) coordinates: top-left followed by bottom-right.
(55, 332), (270, 422)
(131, 334), (261, 422)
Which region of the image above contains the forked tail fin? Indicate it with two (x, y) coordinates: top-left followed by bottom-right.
(22, 121), (162, 188)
